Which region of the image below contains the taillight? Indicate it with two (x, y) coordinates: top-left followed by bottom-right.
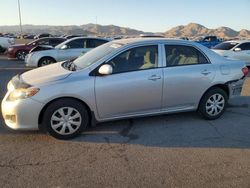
(242, 67), (249, 77)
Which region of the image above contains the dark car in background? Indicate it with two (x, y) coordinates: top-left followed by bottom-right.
(34, 33), (52, 39)
(6, 37), (66, 60)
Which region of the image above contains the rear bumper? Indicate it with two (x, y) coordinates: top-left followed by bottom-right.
(228, 79), (245, 98)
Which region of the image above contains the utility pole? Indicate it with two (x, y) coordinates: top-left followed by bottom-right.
(18, 0), (23, 37)
(95, 16), (98, 36)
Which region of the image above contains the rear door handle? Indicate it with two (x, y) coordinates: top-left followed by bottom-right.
(148, 75), (161, 81)
(201, 70), (211, 76)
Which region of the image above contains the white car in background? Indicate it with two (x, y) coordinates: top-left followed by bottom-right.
(212, 40), (250, 66)
(25, 37), (110, 67)
(0, 37), (15, 52)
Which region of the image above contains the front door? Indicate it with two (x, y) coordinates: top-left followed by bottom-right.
(95, 45), (163, 119)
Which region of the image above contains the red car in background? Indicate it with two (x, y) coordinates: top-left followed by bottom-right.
(6, 37), (66, 60)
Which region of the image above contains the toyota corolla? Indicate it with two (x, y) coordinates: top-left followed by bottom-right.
(1, 38), (248, 139)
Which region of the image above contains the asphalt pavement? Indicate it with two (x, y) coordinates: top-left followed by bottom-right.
(0, 55), (250, 188)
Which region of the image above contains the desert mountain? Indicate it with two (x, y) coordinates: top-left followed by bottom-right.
(165, 23), (249, 39)
(0, 23), (249, 39)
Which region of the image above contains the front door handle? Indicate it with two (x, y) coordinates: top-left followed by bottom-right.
(201, 70), (211, 76)
(148, 75), (161, 81)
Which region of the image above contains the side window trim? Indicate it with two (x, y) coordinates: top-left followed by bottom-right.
(163, 43), (211, 67)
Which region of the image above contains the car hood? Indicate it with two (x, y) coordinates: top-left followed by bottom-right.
(14, 62), (72, 87)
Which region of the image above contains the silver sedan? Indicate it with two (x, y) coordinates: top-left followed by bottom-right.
(1, 38), (248, 139)
(25, 37), (110, 67)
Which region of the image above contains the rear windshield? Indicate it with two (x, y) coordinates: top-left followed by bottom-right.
(213, 42), (238, 50)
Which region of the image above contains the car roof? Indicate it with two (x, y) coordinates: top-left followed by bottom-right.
(113, 37), (197, 46)
(223, 40), (250, 44)
(66, 36), (111, 42)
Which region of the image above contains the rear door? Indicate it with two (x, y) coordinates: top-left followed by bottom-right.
(162, 44), (215, 110)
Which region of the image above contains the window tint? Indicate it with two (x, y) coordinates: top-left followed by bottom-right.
(49, 38), (64, 46)
(107, 45), (158, 74)
(237, 43), (250, 51)
(165, 45), (209, 66)
(86, 39), (108, 48)
(66, 39), (86, 49)
(37, 38), (49, 45)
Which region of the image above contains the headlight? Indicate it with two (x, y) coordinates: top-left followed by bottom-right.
(8, 88), (40, 101)
(8, 47), (14, 51)
(7, 81), (15, 91)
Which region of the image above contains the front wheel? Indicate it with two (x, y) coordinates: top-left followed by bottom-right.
(198, 88), (228, 120)
(38, 57), (56, 67)
(42, 99), (89, 139)
(16, 50), (28, 60)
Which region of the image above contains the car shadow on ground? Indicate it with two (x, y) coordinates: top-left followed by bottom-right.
(1, 97), (249, 149)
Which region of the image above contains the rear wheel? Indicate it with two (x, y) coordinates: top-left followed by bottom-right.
(42, 99), (89, 139)
(38, 57), (56, 67)
(198, 88), (228, 120)
(16, 50), (28, 60)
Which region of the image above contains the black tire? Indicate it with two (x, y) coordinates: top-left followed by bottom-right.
(42, 99), (89, 140)
(38, 57), (56, 67)
(198, 87), (228, 120)
(0, 46), (6, 53)
(16, 50), (28, 60)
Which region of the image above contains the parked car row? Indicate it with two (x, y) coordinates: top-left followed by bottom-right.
(6, 37), (66, 60)
(25, 37), (110, 67)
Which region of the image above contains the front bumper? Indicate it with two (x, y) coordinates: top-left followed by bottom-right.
(1, 91), (44, 130)
(25, 54), (37, 67)
(6, 49), (16, 58)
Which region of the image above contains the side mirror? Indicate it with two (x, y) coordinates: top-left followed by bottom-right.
(98, 64), (113, 75)
(61, 44), (68, 50)
(234, 48), (241, 52)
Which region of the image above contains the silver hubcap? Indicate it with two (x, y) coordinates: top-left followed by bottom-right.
(51, 107), (82, 135)
(41, 59), (53, 66)
(206, 94), (225, 116)
(17, 51), (27, 60)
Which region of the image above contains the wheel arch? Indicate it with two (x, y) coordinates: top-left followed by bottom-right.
(38, 56), (57, 66)
(198, 83), (229, 108)
(38, 97), (94, 130)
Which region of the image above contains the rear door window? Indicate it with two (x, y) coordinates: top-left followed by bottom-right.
(165, 45), (209, 66)
(66, 39), (87, 49)
(86, 39), (108, 48)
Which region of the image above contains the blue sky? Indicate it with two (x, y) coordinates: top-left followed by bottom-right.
(0, 0), (250, 32)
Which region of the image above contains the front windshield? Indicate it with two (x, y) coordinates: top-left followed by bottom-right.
(213, 42), (238, 50)
(74, 42), (123, 70)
